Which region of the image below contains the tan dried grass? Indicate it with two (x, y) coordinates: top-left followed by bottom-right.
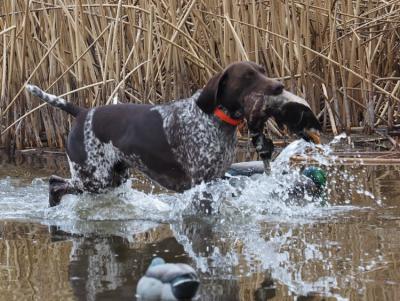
(1, 0), (399, 149)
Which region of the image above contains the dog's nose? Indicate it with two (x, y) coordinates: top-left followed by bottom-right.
(271, 82), (284, 95)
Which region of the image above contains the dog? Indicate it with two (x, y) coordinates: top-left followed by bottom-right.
(26, 61), (321, 207)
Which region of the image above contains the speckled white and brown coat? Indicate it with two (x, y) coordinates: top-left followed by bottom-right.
(26, 61), (320, 206)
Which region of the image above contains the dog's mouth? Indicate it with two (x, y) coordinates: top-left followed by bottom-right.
(242, 92), (271, 127)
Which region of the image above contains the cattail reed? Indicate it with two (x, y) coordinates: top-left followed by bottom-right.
(0, 0), (399, 149)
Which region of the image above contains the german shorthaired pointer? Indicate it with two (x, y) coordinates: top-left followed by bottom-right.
(26, 61), (321, 207)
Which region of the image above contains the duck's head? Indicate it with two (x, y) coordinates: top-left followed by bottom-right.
(149, 257), (165, 267)
(302, 166), (327, 189)
(171, 273), (200, 300)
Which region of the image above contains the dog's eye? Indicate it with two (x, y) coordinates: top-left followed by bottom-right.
(245, 70), (255, 78)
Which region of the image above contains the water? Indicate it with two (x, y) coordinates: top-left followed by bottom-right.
(0, 137), (400, 301)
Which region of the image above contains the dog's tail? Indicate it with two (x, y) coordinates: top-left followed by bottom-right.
(26, 84), (82, 117)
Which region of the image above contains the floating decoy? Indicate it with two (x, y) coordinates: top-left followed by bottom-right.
(226, 160), (265, 177)
(301, 166), (327, 193)
(136, 257), (200, 301)
(227, 161), (327, 197)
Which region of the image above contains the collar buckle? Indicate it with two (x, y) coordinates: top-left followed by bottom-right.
(213, 107), (243, 126)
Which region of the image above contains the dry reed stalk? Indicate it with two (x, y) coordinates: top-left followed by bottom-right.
(291, 155), (400, 165)
(1, 38), (60, 116)
(1, 0), (400, 149)
(0, 26), (16, 36)
(106, 60), (149, 105)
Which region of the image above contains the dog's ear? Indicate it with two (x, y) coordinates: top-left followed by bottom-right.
(196, 70), (227, 114)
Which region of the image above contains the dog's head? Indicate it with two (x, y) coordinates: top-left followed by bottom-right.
(197, 61), (320, 143)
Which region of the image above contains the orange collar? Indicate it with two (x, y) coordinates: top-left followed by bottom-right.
(214, 107), (243, 126)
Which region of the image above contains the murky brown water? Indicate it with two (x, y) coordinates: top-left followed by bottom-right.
(0, 147), (400, 301)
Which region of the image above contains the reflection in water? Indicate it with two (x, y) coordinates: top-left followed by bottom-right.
(0, 222), (74, 301)
(1, 142), (400, 300)
(64, 226), (187, 301)
(1, 188), (400, 301)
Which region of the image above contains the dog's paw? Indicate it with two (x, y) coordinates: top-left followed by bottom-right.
(49, 175), (67, 185)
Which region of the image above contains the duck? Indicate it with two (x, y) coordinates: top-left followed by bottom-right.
(136, 257), (200, 301)
(226, 161), (327, 198)
(299, 166), (327, 196)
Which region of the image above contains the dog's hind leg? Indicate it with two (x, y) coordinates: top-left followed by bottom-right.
(111, 161), (130, 187)
(48, 175), (82, 207)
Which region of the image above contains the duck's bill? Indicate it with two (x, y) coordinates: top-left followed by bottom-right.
(304, 129), (321, 144)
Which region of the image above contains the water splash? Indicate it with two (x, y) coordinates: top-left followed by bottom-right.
(0, 134), (377, 224)
(45, 179), (171, 222)
(166, 134), (377, 221)
(0, 135), (384, 299)
(166, 134), (382, 300)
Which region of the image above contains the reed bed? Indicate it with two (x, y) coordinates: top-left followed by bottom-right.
(1, 0), (400, 150)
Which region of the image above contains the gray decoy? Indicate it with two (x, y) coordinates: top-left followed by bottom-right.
(136, 257), (200, 301)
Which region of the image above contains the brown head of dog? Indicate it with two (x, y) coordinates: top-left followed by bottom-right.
(196, 61), (321, 144)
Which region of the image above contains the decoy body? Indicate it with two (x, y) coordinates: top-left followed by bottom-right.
(226, 161), (266, 177)
(136, 257), (200, 301)
(227, 161), (327, 197)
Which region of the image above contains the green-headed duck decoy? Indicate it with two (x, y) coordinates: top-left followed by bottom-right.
(136, 257), (200, 301)
(227, 162), (327, 197)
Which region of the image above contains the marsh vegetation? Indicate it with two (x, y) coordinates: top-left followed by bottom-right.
(1, 0), (400, 149)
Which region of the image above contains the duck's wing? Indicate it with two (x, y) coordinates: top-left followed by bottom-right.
(136, 276), (164, 300)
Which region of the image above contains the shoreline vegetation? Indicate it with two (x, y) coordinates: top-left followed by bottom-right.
(1, 0), (399, 151)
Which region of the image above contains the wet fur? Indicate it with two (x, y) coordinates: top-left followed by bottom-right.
(26, 61), (319, 207)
